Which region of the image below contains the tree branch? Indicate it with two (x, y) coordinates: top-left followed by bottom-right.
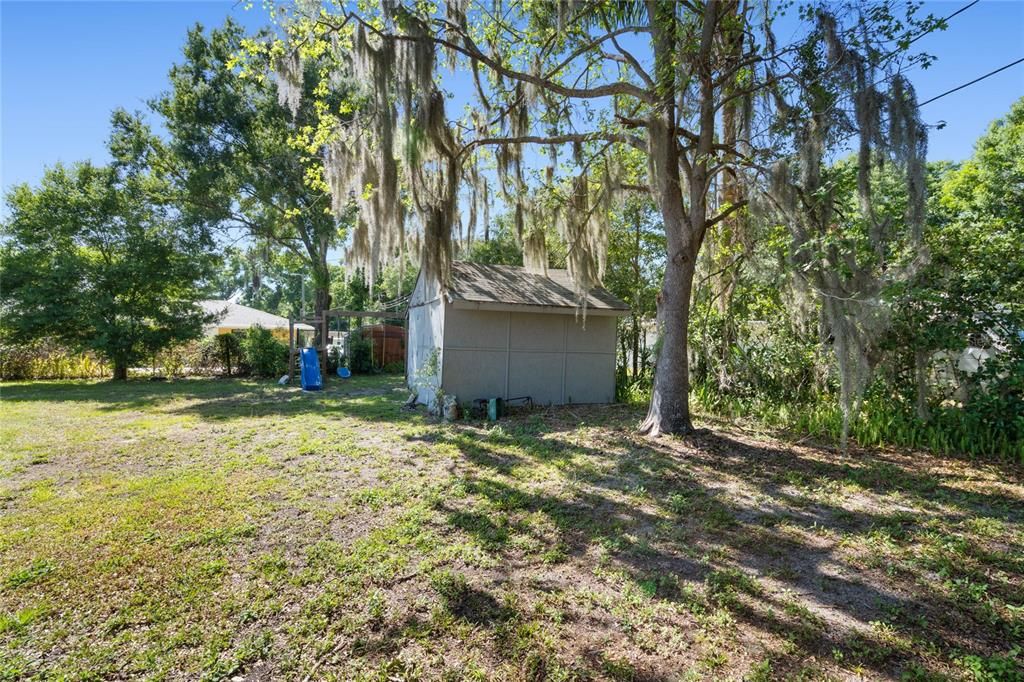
(458, 131), (644, 159)
(353, 12), (655, 103)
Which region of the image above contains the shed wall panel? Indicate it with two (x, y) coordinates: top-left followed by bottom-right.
(442, 349), (507, 400)
(508, 351), (564, 405)
(509, 314), (565, 351)
(565, 315), (616, 353)
(435, 306), (619, 405)
(444, 308), (509, 349)
(564, 352), (616, 404)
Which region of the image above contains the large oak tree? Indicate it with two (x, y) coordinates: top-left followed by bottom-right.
(264, 0), (937, 435)
(153, 20), (352, 336)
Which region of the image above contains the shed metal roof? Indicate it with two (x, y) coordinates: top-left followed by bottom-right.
(200, 300), (315, 331)
(448, 262), (630, 313)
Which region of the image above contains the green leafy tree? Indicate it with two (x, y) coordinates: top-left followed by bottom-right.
(1, 113), (216, 380)
(153, 20), (351, 340)
(208, 245), (317, 319)
(464, 212), (530, 268)
(933, 97), (1024, 310)
(891, 99), (1024, 432)
(257, 0), (939, 436)
(239, 326), (287, 377)
(604, 196), (665, 381)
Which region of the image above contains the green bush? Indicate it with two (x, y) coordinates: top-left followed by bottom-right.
(685, 378), (1023, 462)
(214, 333), (242, 376)
(191, 337), (224, 375)
(382, 360), (405, 374)
(961, 344), (1024, 454)
(239, 326), (287, 377)
(347, 332), (374, 374)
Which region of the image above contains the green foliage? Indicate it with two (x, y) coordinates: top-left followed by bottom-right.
(347, 332), (374, 374)
(0, 340), (109, 380)
(208, 246), (314, 319)
(959, 646), (1022, 682)
(962, 342), (1024, 450)
(605, 195), (665, 385)
(0, 114), (217, 379)
(681, 99), (1024, 461)
(239, 326), (287, 377)
(884, 98), (1024, 449)
(382, 361), (405, 374)
(214, 334), (242, 377)
(154, 20), (352, 325)
(330, 264), (414, 321)
(687, 380), (1022, 461)
(464, 220), (524, 267)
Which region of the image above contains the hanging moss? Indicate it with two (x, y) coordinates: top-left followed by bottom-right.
(275, 50), (304, 117)
(766, 9), (930, 452)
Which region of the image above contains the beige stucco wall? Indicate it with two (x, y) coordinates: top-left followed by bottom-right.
(440, 306), (617, 405)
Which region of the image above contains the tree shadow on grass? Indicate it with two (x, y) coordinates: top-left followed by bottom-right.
(1, 375), (415, 423)
(426, 408), (1024, 679)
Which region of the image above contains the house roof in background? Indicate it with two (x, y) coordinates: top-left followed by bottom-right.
(447, 262), (630, 312)
(200, 300), (315, 331)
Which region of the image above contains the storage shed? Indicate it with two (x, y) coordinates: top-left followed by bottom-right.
(407, 262), (630, 406)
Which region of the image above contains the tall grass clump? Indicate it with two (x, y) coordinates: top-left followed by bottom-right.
(686, 380), (1023, 462)
(0, 340), (109, 380)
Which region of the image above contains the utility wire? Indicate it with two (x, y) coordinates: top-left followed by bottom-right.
(882, 0), (980, 59)
(919, 57), (1024, 106)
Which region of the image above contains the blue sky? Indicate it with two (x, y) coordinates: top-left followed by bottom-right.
(2, 0), (1023, 194)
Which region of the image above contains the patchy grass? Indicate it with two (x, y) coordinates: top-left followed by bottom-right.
(1, 376), (1022, 680)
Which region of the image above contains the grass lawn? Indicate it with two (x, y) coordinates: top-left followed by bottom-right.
(1, 376), (1022, 681)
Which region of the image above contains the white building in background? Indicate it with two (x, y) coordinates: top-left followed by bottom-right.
(199, 300), (314, 342)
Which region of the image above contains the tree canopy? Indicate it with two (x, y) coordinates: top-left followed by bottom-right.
(1, 112), (218, 379)
(153, 19), (352, 330)
(245, 0), (942, 436)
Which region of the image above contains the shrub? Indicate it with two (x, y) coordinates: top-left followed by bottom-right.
(239, 326), (287, 377)
(0, 339), (108, 380)
(382, 360), (405, 374)
(347, 332), (374, 374)
(961, 339), (1024, 452)
(213, 333), (242, 376)
(189, 337), (223, 375)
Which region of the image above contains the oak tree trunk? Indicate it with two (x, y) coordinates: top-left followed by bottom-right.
(314, 285), (331, 349)
(640, 246), (699, 435)
(639, 0), (718, 437)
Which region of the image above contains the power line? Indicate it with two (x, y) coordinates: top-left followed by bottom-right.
(886, 0), (980, 58)
(919, 57), (1024, 106)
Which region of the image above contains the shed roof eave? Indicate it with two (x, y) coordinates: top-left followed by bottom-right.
(449, 299), (630, 317)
